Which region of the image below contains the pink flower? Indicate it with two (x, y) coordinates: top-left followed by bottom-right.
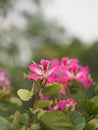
(61, 88), (66, 95)
(39, 92), (50, 100)
(49, 98), (77, 111)
(58, 98), (76, 111)
(27, 59), (56, 81)
(65, 63), (95, 89)
(0, 68), (10, 87)
(76, 67), (95, 89)
(47, 60), (68, 94)
(47, 59), (68, 86)
(61, 57), (78, 67)
(48, 105), (58, 110)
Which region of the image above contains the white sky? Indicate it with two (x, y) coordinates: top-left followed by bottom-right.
(43, 0), (98, 43)
(1, 0), (98, 44)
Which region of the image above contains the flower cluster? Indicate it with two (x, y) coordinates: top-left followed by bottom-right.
(0, 68), (10, 87)
(27, 57), (95, 112)
(28, 57), (94, 89)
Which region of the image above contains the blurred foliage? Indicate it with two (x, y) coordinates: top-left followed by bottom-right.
(0, 0), (12, 16)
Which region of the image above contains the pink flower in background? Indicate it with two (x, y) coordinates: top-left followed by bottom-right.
(0, 68), (10, 87)
(28, 59), (57, 80)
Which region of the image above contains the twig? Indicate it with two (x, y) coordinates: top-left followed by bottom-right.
(86, 115), (96, 123)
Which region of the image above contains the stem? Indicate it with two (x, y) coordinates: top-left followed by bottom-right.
(25, 115), (32, 130)
(25, 90), (40, 130)
(25, 79), (46, 130)
(32, 89), (40, 111)
(66, 86), (71, 99)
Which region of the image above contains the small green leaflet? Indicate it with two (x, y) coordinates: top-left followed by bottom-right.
(17, 89), (33, 101)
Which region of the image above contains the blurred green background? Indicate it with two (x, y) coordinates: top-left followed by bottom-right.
(0, 0), (98, 106)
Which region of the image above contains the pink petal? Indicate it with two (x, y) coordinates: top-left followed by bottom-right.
(27, 73), (42, 80)
(76, 74), (95, 89)
(50, 59), (60, 71)
(61, 57), (69, 66)
(70, 63), (79, 75)
(48, 105), (58, 110)
(78, 66), (89, 77)
(70, 58), (79, 64)
(47, 74), (58, 83)
(40, 59), (50, 72)
(29, 64), (42, 75)
(48, 67), (57, 76)
(58, 100), (67, 111)
(68, 98), (76, 105)
(4, 81), (10, 87)
(61, 88), (66, 95)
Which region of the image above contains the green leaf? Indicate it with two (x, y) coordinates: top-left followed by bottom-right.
(9, 111), (20, 130)
(17, 89), (33, 101)
(79, 99), (98, 115)
(37, 109), (46, 119)
(94, 85), (98, 95)
(70, 111), (85, 130)
(23, 73), (29, 79)
(40, 111), (76, 130)
(42, 83), (64, 96)
(0, 116), (10, 130)
(83, 123), (95, 130)
(0, 87), (13, 100)
(30, 123), (40, 130)
(36, 100), (53, 109)
(69, 80), (82, 94)
(0, 102), (10, 111)
(7, 97), (22, 106)
(91, 96), (98, 104)
(88, 118), (98, 129)
(84, 118), (98, 130)
(20, 113), (29, 125)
